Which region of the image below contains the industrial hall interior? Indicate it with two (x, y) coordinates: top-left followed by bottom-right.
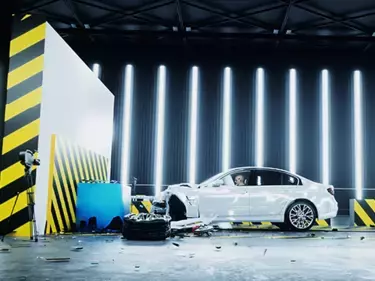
(1, 0), (375, 280)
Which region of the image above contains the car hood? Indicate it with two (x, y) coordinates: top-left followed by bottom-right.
(156, 183), (198, 202)
(168, 182), (198, 189)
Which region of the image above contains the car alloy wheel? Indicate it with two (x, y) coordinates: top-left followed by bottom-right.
(288, 202), (315, 230)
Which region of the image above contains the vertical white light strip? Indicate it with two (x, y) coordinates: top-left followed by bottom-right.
(255, 68), (265, 167)
(321, 69), (330, 185)
(222, 67), (232, 171)
(289, 69), (297, 174)
(155, 65), (167, 196)
(121, 65), (134, 186)
(92, 63), (101, 78)
(189, 66), (199, 184)
(354, 70), (363, 199)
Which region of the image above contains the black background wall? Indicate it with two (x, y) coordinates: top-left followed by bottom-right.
(70, 42), (375, 214)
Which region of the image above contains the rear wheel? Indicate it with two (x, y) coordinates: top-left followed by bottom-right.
(285, 201), (316, 231)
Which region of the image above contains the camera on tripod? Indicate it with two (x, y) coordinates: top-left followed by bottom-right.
(0, 149), (41, 242)
(19, 149), (40, 168)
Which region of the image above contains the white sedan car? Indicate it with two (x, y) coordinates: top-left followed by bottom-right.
(157, 167), (338, 231)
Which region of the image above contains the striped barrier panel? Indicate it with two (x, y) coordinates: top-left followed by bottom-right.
(131, 196), (153, 214)
(231, 219), (330, 229)
(350, 199), (375, 227)
(45, 135), (109, 234)
(0, 15), (46, 237)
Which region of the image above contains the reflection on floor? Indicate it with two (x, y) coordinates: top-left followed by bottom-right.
(1, 230), (375, 281)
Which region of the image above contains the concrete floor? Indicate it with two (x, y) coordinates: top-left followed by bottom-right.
(1, 231), (375, 281)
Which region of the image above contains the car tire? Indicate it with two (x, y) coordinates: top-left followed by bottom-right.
(285, 201), (316, 231)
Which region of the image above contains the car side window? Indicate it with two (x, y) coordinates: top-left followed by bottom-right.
(282, 174), (300, 185)
(249, 170), (283, 186)
(231, 172), (251, 186)
(218, 171), (251, 187)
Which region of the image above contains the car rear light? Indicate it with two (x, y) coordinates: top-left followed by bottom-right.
(327, 186), (334, 196)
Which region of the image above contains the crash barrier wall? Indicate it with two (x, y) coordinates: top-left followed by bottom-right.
(350, 199), (375, 227)
(45, 135), (109, 234)
(0, 15), (47, 237)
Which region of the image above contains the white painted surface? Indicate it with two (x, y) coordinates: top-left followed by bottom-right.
(35, 23), (114, 233)
(160, 167), (339, 230)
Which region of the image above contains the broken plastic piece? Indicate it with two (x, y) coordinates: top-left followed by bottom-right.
(45, 258), (70, 262)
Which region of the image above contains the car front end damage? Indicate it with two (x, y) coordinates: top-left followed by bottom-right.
(152, 184), (194, 220)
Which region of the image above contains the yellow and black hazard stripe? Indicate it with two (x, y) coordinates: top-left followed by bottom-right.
(353, 199), (375, 227)
(0, 15), (46, 237)
(131, 198), (153, 214)
(45, 135), (109, 234)
(231, 219), (330, 229)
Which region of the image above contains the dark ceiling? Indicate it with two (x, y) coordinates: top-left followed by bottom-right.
(16, 0), (375, 51)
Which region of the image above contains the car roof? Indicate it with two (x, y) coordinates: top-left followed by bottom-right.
(228, 166), (301, 177)
(227, 167), (312, 184)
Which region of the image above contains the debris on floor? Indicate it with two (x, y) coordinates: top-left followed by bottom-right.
(361, 236), (365, 240)
(263, 249), (267, 256)
(9, 244), (31, 248)
(71, 246), (83, 251)
(44, 258), (70, 262)
(0, 248), (11, 253)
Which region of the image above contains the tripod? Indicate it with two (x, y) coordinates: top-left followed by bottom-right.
(1, 166), (38, 242)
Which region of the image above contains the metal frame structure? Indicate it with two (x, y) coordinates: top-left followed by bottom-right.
(16, 0), (375, 50)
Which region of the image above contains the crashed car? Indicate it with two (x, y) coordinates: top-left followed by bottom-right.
(153, 166), (338, 231)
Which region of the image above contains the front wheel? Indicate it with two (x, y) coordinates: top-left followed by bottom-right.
(285, 201), (316, 231)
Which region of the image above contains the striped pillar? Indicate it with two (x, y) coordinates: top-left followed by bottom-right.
(0, 15), (46, 237)
(351, 199), (375, 227)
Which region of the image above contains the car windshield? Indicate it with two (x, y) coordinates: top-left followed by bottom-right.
(199, 171), (227, 185)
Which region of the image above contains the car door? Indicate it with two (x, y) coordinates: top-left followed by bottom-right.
(198, 170), (251, 218)
(248, 169), (299, 219)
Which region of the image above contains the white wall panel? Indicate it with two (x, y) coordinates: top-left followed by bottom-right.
(35, 23), (114, 232)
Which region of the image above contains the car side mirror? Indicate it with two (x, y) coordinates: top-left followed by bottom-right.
(212, 179), (224, 187)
